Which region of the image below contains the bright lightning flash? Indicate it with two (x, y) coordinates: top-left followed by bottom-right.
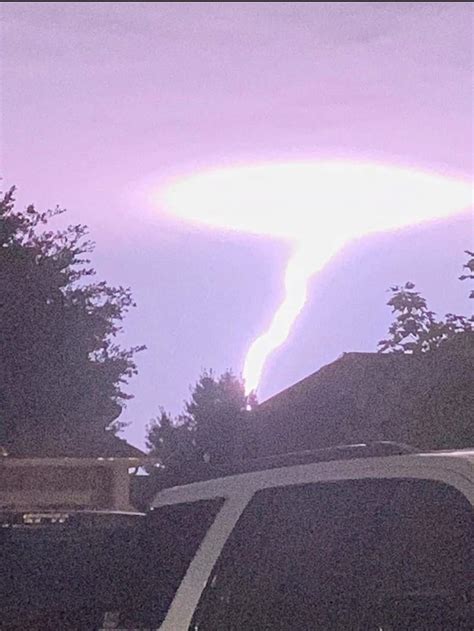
(158, 161), (472, 393)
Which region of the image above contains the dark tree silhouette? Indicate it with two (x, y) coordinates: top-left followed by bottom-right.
(0, 186), (144, 454)
(147, 370), (257, 468)
(146, 409), (198, 470)
(459, 250), (474, 298)
(378, 252), (473, 355)
(186, 370), (258, 464)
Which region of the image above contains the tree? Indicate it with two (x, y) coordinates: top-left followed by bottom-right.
(146, 370), (257, 468)
(185, 370), (258, 464)
(459, 250), (474, 298)
(377, 281), (440, 354)
(0, 186), (144, 453)
(146, 409), (198, 471)
(378, 252), (473, 355)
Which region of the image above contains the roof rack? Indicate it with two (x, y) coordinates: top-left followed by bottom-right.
(152, 441), (419, 487)
(236, 441), (417, 471)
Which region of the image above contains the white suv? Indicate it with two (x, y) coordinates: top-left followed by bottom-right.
(16, 443), (466, 630)
(133, 442), (472, 631)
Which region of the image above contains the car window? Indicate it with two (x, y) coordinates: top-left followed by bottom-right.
(121, 498), (224, 629)
(190, 479), (473, 630)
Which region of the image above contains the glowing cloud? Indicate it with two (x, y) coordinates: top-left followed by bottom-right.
(159, 160), (472, 393)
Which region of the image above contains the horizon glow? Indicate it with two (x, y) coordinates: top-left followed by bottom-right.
(159, 160), (472, 393)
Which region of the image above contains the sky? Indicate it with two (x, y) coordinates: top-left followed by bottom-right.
(1, 2), (472, 448)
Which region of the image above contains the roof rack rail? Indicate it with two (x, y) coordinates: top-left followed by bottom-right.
(152, 441), (419, 487)
(241, 441), (418, 470)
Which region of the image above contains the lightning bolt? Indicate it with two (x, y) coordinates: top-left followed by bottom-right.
(243, 238), (343, 394)
(157, 160), (472, 397)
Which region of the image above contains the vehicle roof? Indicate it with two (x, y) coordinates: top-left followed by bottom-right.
(151, 445), (474, 508)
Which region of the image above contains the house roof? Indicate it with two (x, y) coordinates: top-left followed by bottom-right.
(253, 350), (474, 455)
(3, 431), (145, 459)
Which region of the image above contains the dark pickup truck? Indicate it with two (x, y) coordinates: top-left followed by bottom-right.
(1, 509), (153, 630)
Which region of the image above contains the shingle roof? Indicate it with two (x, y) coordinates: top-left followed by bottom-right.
(3, 430), (144, 459)
(253, 351), (474, 454)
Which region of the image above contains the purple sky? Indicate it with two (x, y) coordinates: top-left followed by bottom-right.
(1, 3), (472, 448)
